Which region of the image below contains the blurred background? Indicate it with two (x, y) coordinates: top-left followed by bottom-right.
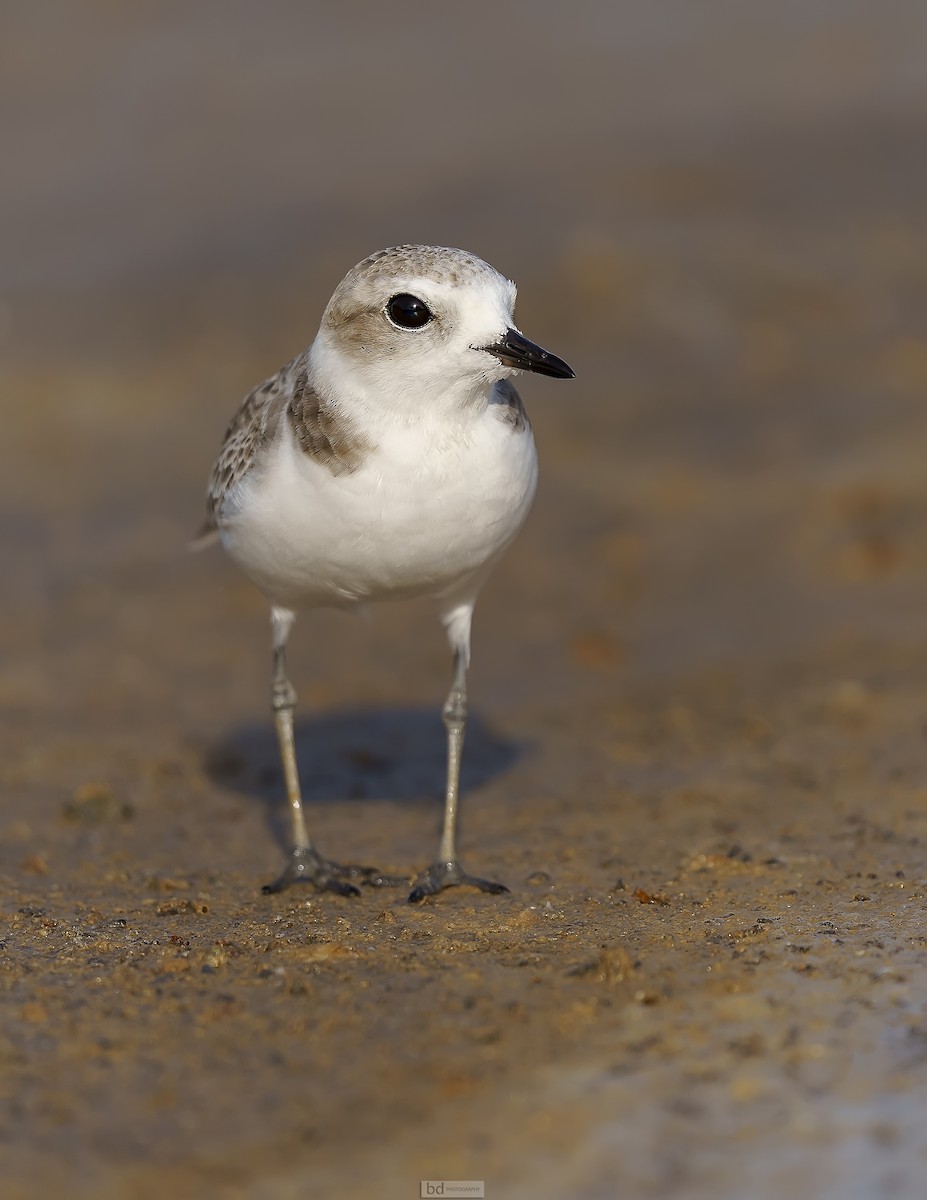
(4, 3), (927, 1199)
(6, 0), (927, 691)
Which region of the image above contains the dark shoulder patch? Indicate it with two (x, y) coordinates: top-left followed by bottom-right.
(492, 379), (529, 433)
(287, 368), (370, 475)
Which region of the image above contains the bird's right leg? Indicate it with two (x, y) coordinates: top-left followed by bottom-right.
(408, 606), (510, 903)
(261, 606), (402, 897)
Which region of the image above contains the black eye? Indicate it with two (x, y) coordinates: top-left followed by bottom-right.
(386, 293), (433, 329)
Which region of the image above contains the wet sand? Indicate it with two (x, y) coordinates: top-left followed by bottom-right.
(3, 4), (927, 1198)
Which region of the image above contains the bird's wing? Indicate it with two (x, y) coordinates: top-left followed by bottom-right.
(192, 352), (372, 548)
(193, 360), (298, 545)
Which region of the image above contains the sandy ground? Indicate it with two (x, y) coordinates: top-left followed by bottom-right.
(3, 4), (927, 1198)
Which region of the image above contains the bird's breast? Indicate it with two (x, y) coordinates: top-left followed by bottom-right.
(221, 411), (538, 608)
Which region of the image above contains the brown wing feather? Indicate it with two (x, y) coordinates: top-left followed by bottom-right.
(196, 353), (370, 543)
(197, 362), (296, 539)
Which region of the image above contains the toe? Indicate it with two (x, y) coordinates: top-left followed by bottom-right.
(476, 879), (510, 895)
(322, 877), (362, 898)
(407, 862), (509, 902)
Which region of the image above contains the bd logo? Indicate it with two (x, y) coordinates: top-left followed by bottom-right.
(420, 1184), (485, 1199)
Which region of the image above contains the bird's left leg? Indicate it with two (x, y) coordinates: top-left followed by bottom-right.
(409, 605), (509, 903)
(261, 606), (402, 897)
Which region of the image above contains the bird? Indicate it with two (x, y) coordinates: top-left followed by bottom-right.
(197, 245), (574, 902)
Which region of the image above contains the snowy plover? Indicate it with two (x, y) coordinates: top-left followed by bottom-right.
(198, 245), (574, 901)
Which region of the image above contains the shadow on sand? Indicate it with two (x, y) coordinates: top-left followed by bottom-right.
(204, 706), (526, 847)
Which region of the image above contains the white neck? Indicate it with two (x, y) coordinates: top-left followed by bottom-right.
(308, 331), (501, 430)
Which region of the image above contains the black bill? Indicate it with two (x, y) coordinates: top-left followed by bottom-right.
(480, 329), (575, 379)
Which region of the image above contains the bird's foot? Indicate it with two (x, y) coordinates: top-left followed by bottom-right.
(262, 847), (405, 898)
(408, 859), (510, 904)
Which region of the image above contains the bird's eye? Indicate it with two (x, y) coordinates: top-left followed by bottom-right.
(386, 293), (433, 330)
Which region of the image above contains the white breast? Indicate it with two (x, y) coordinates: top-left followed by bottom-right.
(220, 406), (538, 611)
